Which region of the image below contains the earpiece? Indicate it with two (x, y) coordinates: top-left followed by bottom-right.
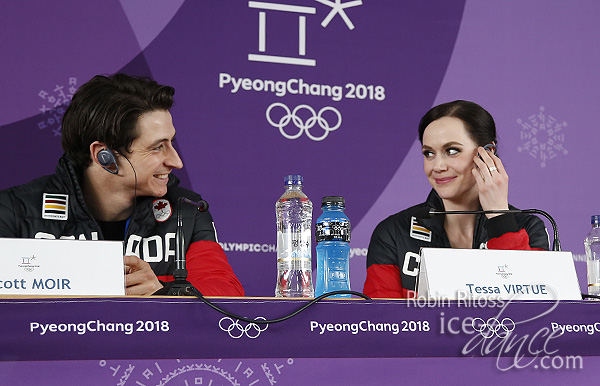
(478, 143), (498, 161)
(483, 143), (497, 156)
(97, 148), (119, 174)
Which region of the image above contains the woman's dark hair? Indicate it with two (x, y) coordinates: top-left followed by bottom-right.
(417, 100), (497, 146)
(61, 73), (175, 169)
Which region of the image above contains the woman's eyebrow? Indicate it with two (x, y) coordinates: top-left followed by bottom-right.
(422, 141), (464, 149)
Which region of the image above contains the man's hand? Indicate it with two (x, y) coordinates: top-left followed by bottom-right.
(124, 255), (163, 295)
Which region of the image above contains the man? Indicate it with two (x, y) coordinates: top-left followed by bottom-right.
(0, 73), (245, 296)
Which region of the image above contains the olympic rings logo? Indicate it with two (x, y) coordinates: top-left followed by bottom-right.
(219, 317), (268, 339)
(471, 317), (515, 339)
(266, 103), (342, 141)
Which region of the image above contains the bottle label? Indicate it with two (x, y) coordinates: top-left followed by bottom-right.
(316, 220), (350, 242)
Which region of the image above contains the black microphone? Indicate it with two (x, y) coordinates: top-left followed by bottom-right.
(413, 206), (561, 251)
(174, 198), (208, 279)
(179, 197), (209, 212)
(153, 197), (209, 296)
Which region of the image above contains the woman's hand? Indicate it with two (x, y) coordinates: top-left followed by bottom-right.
(472, 147), (509, 218)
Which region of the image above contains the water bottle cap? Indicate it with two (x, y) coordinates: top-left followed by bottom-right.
(592, 215), (600, 225)
(321, 196), (345, 208)
(284, 174), (303, 186)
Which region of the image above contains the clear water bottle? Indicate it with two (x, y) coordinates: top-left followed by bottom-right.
(585, 215), (600, 296)
(315, 196), (351, 298)
(275, 175), (314, 297)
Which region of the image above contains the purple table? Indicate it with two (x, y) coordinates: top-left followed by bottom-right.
(1, 296), (599, 385)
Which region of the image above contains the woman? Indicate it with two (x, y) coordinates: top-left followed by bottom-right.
(363, 100), (549, 298)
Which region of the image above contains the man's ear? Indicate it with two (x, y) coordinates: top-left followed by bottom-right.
(90, 141), (105, 165)
(90, 141), (119, 174)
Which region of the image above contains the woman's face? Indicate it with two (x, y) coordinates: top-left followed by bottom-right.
(422, 116), (480, 205)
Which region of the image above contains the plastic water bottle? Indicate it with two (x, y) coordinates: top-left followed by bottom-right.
(585, 215), (600, 296)
(275, 175), (314, 297)
(315, 196), (351, 298)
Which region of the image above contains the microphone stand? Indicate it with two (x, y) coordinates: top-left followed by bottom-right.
(425, 208), (561, 251)
(153, 197), (209, 296)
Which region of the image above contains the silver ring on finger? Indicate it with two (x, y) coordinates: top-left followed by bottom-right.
(488, 166), (498, 172)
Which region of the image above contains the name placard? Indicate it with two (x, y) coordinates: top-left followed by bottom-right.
(0, 238), (125, 296)
(416, 248), (581, 300)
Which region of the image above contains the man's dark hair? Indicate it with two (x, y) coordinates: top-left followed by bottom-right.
(417, 100), (497, 147)
(61, 73), (175, 168)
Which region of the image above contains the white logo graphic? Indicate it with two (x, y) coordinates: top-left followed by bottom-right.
(496, 264), (513, 279)
(19, 255), (39, 272)
(248, 0), (362, 66)
(472, 317), (515, 339)
(219, 317), (269, 339)
(249, 1), (317, 66)
(152, 199), (172, 222)
(266, 102), (342, 141)
(517, 106), (568, 167)
(317, 0), (363, 29)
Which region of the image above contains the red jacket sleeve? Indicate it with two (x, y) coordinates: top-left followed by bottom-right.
(485, 213), (548, 250)
(487, 229), (544, 251)
(158, 240), (245, 296)
(363, 264), (415, 299)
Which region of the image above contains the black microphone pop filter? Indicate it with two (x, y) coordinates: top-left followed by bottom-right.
(411, 206), (436, 219)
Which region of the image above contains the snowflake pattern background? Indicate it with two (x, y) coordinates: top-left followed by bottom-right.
(38, 77), (78, 137)
(517, 106), (568, 168)
(99, 358), (294, 386)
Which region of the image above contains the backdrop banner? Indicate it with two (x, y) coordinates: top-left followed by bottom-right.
(0, 0), (598, 296)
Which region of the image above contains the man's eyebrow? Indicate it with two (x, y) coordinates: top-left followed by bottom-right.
(146, 134), (176, 149)
(147, 139), (165, 148)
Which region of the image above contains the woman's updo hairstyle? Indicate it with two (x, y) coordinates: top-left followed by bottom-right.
(418, 100), (497, 147)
